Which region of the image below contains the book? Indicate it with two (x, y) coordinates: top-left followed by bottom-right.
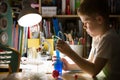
(56, 0), (62, 14)
(66, 0), (71, 14)
(70, 0), (75, 14)
(41, 0), (54, 6)
(78, 20), (83, 37)
(52, 18), (60, 36)
(75, 0), (80, 14)
(62, 0), (66, 14)
(116, 0), (120, 14)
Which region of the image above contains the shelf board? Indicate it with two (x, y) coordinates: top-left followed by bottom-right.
(109, 15), (120, 18)
(42, 14), (120, 18)
(42, 15), (79, 18)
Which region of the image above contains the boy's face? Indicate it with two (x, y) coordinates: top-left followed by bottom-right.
(79, 14), (102, 37)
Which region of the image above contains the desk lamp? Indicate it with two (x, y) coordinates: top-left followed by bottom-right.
(17, 0), (42, 58)
(18, 0), (42, 27)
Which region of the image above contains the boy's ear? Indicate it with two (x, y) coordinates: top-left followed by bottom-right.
(96, 16), (104, 24)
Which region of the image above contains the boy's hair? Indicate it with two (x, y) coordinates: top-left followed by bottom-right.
(77, 0), (109, 23)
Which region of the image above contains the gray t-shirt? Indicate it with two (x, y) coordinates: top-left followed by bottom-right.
(89, 28), (120, 79)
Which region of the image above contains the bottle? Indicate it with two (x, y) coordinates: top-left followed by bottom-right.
(54, 50), (63, 79)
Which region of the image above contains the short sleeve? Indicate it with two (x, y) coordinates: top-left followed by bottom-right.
(96, 37), (112, 59)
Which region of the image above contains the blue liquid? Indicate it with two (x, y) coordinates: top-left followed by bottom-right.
(54, 50), (63, 76)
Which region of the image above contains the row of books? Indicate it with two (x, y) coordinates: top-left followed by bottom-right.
(12, 20), (38, 55)
(110, 18), (120, 35)
(41, 0), (81, 15)
(108, 0), (120, 14)
(41, 18), (84, 44)
(41, 0), (120, 15)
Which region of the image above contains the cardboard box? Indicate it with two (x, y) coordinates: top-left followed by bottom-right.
(42, 7), (57, 16)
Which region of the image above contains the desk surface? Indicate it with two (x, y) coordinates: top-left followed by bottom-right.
(0, 71), (105, 80)
(0, 72), (88, 80)
(0, 59), (106, 80)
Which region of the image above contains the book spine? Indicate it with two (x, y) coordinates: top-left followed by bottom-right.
(78, 20), (83, 37)
(39, 0), (41, 14)
(62, 0), (66, 14)
(52, 18), (60, 36)
(116, 0), (120, 14)
(70, 0), (75, 14)
(66, 0), (71, 15)
(75, 0), (80, 14)
(56, 0), (62, 15)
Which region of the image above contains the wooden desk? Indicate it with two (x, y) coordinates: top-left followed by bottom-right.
(0, 70), (106, 80)
(0, 72), (87, 80)
(0, 59), (106, 80)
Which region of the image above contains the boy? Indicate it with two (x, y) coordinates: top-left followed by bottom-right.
(56, 0), (120, 79)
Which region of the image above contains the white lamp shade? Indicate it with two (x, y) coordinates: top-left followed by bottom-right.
(18, 0), (42, 27)
(18, 13), (42, 27)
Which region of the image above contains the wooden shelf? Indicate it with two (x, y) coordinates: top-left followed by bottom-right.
(109, 15), (120, 18)
(42, 14), (120, 18)
(42, 15), (79, 18)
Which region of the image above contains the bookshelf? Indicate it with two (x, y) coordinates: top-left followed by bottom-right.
(42, 15), (79, 18)
(42, 14), (120, 19)
(109, 15), (120, 18)
(9, 0), (120, 57)
(38, 0), (88, 57)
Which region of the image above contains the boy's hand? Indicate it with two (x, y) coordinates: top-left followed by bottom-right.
(52, 55), (70, 71)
